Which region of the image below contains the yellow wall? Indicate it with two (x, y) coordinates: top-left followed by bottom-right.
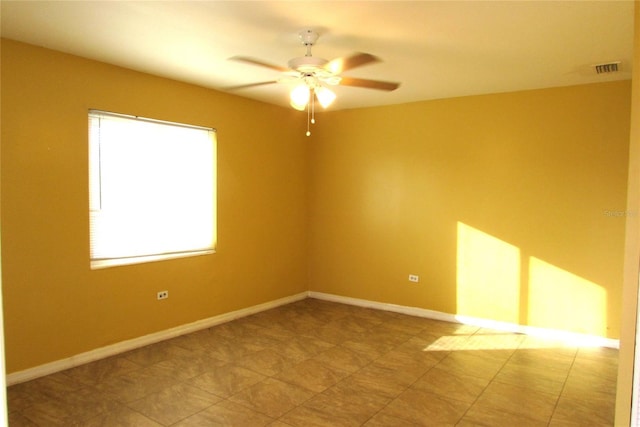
(1, 37), (632, 375)
(309, 81), (631, 339)
(0, 39), (309, 373)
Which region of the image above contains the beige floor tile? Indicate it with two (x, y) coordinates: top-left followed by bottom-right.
(550, 395), (615, 426)
(274, 358), (350, 393)
(128, 383), (221, 425)
(322, 381), (393, 411)
(328, 314), (376, 332)
(278, 336), (335, 361)
(508, 348), (575, 373)
(209, 318), (268, 341)
(8, 372), (85, 408)
(381, 388), (470, 425)
(570, 355), (619, 381)
(268, 421), (297, 427)
(359, 360), (425, 389)
(201, 335), (262, 362)
(383, 313), (433, 334)
(225, 333), (285, 354)
(174, 400), (274, 426)
(471, 381), (558, 423)
(396, 335), (452, 361)
(237, 328), (298, 349)
(229, 377), (315, 418)
(122, 341), (193, 366)
(20, 386), (121, 426)
(364, 324), (415, 347)
(459, 347), (515, 362)
(234, 347), (302, 376)
(186, 364), (266, 398)
(93, 365), (177, 403)
(7, 387), (36, 414)
(493, 360), (568, 395)
(273, 314), (327, 335)
(83, 404), (163, 426)
(344, 328), (412, 360)
(412, 365), (491, 403)
(312, 345), (372, 373)
(341, 338), (395, 362)
(435, 351), (508, 380)
(305, 322), (365, 344)
(170, 329), (219, 352)
(279, 392), (382, 427)
(61, 356), (142, 386)
(562, 369), (617, 400)
(8, 411), (40, 427)
(363, 412), (426, 427)
(378, 343), (447, 370)
(7, 382), (54, 413)
(253, 324), (300, 343)
(459, 405), (548, 426)
(322, 373), (402, 405)
(150, 351), (226, 381)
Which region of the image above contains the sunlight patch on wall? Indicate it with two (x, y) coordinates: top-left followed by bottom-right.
(528, 257), (607, 336)
(456, 222), (520, 323)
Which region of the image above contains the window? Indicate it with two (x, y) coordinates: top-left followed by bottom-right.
(89, 110), (216, 269)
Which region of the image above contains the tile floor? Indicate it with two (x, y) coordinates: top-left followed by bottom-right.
(7, 298), (618, 426)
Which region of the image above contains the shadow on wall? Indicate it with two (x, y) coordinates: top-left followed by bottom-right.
(456, 222), (607, 337)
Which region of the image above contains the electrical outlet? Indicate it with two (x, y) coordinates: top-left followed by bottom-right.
(157, 290), (168, 300)
(408, 274), (420, 283)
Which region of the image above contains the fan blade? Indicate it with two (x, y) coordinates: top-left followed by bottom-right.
(340, 77), (400, 91)
(224, 81), (278, 90)
(229, 56), (290, 73)
(324, 52), (380, 74)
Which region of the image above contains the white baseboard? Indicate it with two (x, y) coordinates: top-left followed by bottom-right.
(6, 292), (307, 386)
(308, 291), (620, 349)
(8, 290), (619, 385)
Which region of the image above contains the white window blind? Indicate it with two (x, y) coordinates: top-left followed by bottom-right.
(89, 110), (216, 269)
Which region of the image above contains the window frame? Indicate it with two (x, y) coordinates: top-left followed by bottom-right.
(88, 109), (217, 269)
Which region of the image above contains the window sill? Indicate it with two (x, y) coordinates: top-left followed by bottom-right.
(90, 249), (215, 270)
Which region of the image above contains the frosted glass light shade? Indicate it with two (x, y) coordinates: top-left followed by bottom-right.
(290, 85), (310, 111)
(315, 86), (336, 108)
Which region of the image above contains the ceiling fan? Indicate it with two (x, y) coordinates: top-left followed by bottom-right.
(228, 29), (400, 135)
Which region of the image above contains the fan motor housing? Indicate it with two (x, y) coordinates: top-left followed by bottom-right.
(288, 56), (328, 73)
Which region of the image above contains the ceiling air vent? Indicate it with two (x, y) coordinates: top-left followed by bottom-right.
(594, 62), (620, 74)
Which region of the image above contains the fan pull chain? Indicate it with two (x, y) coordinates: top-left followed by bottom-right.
(311, 92), (316, 125)
(306, 99), (311, 136)
(306, 88), (317, 137)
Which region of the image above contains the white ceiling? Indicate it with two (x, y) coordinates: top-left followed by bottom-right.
(1, 1), (634, 111)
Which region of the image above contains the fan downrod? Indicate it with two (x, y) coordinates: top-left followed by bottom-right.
(288, 29), (328, 72)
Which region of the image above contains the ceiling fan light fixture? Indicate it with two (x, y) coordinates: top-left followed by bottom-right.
(290, 84), (310, 110)
(230, 29), (399, 136)
(315, 86), (336, 108)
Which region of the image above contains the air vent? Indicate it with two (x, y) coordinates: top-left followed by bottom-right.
(594, 62), (620, 74)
